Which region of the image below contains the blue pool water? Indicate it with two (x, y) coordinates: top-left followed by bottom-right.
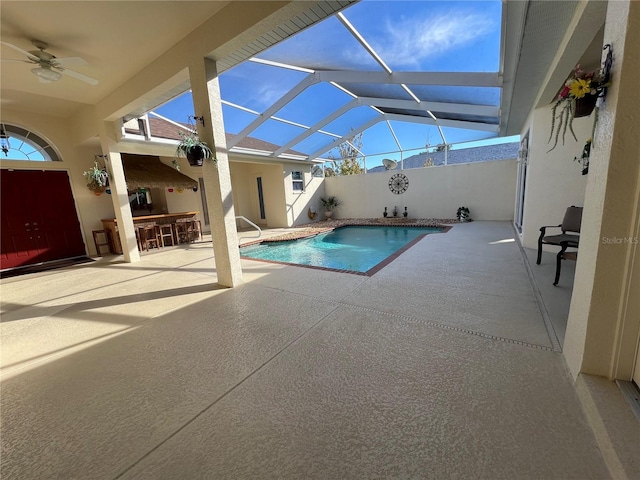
(241, 226), (442, 273)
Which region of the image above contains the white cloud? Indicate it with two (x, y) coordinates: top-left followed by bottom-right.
(372, 12), (495, 68)
(252, 84), (290, 109)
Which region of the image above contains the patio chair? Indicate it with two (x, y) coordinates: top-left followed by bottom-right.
(537, 206), (582, 265)
(554, 240), (578, 286)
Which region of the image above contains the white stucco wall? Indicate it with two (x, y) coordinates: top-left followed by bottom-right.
(520, 105), (591, 249)
(228, 160), (324, 228)
(282, 164), (325, 226)
(563, 0), (640, 380)
(324, 160), (517, 221)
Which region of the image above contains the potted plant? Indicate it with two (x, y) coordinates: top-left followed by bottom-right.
(83, 161), (109, 196)
(175, 130), (216, 167)
(318, 196), (342, 219)
(457, 206), (471, 222)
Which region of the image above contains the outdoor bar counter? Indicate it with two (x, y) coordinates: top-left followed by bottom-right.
(101, 211), (198, 254)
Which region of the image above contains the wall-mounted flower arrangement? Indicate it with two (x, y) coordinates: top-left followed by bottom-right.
(548, 44), (612, 151)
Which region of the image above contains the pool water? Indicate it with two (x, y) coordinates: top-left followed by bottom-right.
(240, 226), (442, 273)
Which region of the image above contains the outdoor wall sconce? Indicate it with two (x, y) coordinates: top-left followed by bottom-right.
(189, 115), (205, 127)
(0, 126), (10, 156)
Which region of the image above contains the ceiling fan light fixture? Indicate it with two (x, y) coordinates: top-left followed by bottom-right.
(31, 66), (62, 82)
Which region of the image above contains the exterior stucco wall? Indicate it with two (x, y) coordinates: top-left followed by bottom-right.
(564, 0), (640, 380)
(324, 160), (517, 221)
(229, 162), (284, 228)
(520, 106), (590, 249)
(282, 165), (325, 226)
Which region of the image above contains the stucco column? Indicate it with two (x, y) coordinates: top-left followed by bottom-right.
(99, 121), (140, 263)
(189, 58), (242, 287)
(563, 0), (640, 379)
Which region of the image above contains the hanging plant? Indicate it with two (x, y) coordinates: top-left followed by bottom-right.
(548, 45), (612, 152)
(175, 129), (217, 167)
(83, 161), (109, 194)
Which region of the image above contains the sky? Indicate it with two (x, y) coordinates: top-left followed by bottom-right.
(155, 0), (519, 168)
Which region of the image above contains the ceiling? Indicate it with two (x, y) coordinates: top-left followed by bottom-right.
(0, 1), (230, 117)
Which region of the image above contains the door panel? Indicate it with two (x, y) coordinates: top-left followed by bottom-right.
(1, 169), (85, 269)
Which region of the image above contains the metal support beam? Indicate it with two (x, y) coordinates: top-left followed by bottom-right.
(358, 96), (500, 117)
(384, 113), (500, 132)
(315, 70), (502, 87)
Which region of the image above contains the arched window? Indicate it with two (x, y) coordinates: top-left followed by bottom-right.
(0, 123), (61, 162)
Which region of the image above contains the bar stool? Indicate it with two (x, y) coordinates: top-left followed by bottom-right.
(138, 223), (160, 251)
(188, 219), (202, 241)
(175, 218), (196, 244)
(92, 229), (113, 256)
(158, 223), (174, 247)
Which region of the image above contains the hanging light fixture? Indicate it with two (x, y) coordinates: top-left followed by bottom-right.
(31, 66), (62, 82)
(0, 126), (10, 156)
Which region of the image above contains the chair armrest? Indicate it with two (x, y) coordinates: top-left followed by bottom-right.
(560, 239), (579, 248)
(539, 224), (562, 233)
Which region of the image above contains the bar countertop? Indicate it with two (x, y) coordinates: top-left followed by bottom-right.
(101, 211), (199, 223)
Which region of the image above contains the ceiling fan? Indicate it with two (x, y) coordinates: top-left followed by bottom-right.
(0, 40), (98, 85)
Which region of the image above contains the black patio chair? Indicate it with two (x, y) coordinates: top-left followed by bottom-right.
(537, 206), (582, 265)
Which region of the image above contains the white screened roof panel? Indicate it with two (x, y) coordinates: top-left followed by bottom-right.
(256, 16), (382, 71)
(323, 105), (380, 137)
(251, 119), (307, 147)
(275, 82), (354, 127)
(290, 131), (338, 155)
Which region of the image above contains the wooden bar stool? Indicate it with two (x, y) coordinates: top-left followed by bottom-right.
(175, 218), (196, 244)
(92, 229), (113, 256)
(138, 223), (160, 251)
(190, 219), (202, 241)
(158, 223), (174, 247)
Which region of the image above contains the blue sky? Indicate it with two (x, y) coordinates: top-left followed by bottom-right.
(155, 0), (518, 166)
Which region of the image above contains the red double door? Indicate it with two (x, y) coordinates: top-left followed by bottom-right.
(1, 169), (86, 270)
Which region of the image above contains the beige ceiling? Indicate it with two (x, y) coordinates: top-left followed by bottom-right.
(0, 1), (230, 117)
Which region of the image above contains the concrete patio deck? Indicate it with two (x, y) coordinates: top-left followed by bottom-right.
(0, 221), (628, 479)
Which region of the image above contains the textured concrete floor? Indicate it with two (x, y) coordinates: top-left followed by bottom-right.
(0, 222), (613, 479)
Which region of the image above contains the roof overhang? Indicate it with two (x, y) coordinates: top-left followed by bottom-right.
(122, 154), (197, 190)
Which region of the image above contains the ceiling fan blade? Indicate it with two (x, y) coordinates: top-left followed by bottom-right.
(0, 58), (32, 64)
(1, 41), (39, 61)
(59, 67), (99, 85)
(55, 56), (88, 67)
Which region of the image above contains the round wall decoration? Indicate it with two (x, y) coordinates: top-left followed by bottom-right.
(388, 173), (409, 194)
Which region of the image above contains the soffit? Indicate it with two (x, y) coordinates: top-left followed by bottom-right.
(504, 0), (607, 136)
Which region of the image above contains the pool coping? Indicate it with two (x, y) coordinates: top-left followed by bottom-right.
(240, 221), (452, 276)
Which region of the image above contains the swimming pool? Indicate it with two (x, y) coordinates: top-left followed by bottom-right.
(240, 225), (443, 275)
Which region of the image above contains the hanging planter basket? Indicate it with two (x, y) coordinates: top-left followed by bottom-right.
(573, 95), (598, 118)
(186, 146), (205, 166)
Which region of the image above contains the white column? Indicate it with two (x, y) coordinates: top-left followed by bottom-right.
(99, 122), (140, 263)
(564, 0), (640, 379)
(189, 58), (242, 287)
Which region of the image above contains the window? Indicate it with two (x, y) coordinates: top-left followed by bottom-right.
(0, 123), (61, 161)
(292, 171), (304, 192)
